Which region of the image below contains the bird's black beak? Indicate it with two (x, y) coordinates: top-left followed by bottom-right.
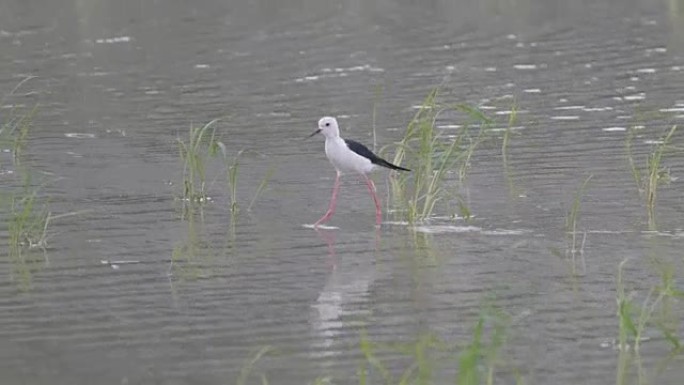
(306, 129), (321, 139)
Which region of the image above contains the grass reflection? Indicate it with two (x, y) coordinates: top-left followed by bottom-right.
(170, 206), (219, 280)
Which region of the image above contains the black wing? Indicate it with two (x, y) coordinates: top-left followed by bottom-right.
(344, 139), (410, 172)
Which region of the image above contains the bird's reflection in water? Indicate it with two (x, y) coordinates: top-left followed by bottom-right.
(315, 227), (338, 269)
(309, 227), (380, 360)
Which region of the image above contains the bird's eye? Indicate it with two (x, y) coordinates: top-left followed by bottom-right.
(325, 123), (330, 127)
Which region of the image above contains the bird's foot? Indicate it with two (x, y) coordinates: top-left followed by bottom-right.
(314, 212), (334, 228)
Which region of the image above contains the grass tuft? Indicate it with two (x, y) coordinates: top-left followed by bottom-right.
(457, 301), (510, 385)
(2, 102), (88, 290)
(387, 89), (491, 223)
(2, 95), (84, 289)
(4, 171), (89, 290)
(626, 125), (678, 230)
(5, 179), (48, 290)
(0, 106), (36, 166)
(176, 118), (222, 210)
(561, 175), (592, 277)
(214, 145), (276, 216)
(615, 257), (684, 385)
(177, 119), (274, 217)
(357, 301), (512, 385)
(1, 77), (37, 166)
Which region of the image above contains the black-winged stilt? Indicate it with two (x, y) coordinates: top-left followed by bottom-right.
(308, 116), (410, 227)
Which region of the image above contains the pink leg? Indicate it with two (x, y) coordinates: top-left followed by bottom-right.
(364, 175), (382, 225)
(315, 172), (341, 227)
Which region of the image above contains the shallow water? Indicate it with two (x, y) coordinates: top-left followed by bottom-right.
(1, 0), (684, 384)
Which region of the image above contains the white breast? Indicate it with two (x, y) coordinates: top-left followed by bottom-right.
(325, 137), (374, 174)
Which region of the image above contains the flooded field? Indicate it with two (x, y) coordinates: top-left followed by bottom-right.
(1, 0), (683, 384)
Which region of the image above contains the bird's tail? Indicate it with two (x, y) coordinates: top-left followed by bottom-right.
(376, 158), (411, 172)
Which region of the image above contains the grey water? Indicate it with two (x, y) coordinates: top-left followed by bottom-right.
(1, 0), (684, 384)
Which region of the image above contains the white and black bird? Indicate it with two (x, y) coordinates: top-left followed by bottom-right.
(308, 116), (410, 227)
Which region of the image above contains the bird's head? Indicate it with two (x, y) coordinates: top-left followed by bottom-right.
(308, 116), (339, 139)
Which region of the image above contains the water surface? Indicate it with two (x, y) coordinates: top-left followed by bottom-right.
(1, 1), (684, 384)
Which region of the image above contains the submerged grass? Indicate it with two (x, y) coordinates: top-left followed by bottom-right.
(626, 125), (678, 230)
(387, 89), (492, 223)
